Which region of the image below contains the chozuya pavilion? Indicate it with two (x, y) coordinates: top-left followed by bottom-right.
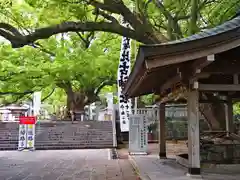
(123, 15), (240, 175)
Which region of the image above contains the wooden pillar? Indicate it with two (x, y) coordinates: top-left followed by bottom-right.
(158, 103), (166, 159)
(227, 98), (234, 133)
(187, 90), (201, 175)
(225, 98), (234, 160)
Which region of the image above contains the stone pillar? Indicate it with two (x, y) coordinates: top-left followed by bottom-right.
(187, 90), (201, 175)
(158, 103), (166, 159)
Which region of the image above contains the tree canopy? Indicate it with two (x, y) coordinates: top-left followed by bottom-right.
(0, 31), (120, 108)
(0, 0), (239, 47)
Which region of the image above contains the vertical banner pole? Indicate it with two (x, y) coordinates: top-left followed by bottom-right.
(134, 97), (138, 114)
(33, 91), (42, 120)
(117, 18), (132, 132)
(106, 92), (117, 147)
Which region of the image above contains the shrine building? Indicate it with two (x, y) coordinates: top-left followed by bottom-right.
(123, 15), (240, 175)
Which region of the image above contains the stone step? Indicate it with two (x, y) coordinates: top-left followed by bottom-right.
(0, 146), (18, 149)
(0, 138), (114, 141)
(35, 145), (112, 150)
(36, 144), (113, 147)
(35, 143), (113, 146)
(35, 142), (113, 146)
(0, 144), (113, 150)
(39, 132), (113, 134)
(0, 141), (18, 144)
(0, 136), (19, 138)
(0, 142), (18, 146)
(37, 131), (113, 134)
(38, 132), (113, 135)
(0, 121), (114, 150)
(0, 147), (18, 150)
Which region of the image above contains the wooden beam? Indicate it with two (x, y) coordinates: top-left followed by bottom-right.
(159, 87), (187, 103)
(181, 57), (214, 85)
(189, 72), (211, 84)
(192, 55), (215, 71)
(159, 74), (182, 93)
(234, 74), (239, 84)
(199, 99), (227, 103)
(197, 84), (240, 91)
(203, 59), (240, 74)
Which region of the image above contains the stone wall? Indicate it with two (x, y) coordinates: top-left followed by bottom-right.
(201, 144), (240, 163)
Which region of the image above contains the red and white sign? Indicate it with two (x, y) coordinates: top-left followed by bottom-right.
(19, 116), (37, 125)
(18, 116), (36, 150)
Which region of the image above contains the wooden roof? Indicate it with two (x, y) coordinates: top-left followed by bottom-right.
(123, 16), (240, 98)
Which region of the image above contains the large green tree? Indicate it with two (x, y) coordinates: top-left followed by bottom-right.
(0, 32), (120, 113)
(0, 0), (239, 126)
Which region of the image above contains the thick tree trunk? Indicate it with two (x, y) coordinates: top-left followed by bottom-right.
(199, 94), (227, 130)
(66, 91), (86, 121)
(200, 103), (226, 130)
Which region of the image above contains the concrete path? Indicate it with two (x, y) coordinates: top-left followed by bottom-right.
(0, 149), (137, 180)
(130, 154), (240, 180)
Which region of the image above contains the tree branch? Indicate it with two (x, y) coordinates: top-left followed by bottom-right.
(0, 21), (155, 47)
(189, 0), (199, 34)
(89, 0), (123, 14)
(93, 8), (118, 24)
(31, 42), (56, 56)
(56, 81), (73, 94)
(41, 88), (56, 102)
(76, 32), (90, 47)
(153, 0), (183, 39)
(94, 79), (116, 96)
(175, 15), (191, 20)
(154, 0), (172, 19)
(198, 0), (219, 11)
(90, 0), (166, 43)
(0, 90), (34, 95)
(0, 23), (23, 36)
(0, 94), (27, 107)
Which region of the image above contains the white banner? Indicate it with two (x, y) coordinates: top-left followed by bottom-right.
(18, 124), (36, 150)
(33, 91), (41, 116)
(18, 124), (27, 150)
(117, 19), (132, 132)
(26, 124), (35, 149)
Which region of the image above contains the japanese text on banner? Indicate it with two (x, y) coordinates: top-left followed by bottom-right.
(18, 124), (27, 149)
(117, 20), (132, 132)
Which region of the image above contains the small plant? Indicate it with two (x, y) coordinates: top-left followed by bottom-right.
(147, 122), (157, 133)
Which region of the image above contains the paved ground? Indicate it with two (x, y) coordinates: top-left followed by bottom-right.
(147, 141), (188, 155)
(0, 149), (137, 180)
(119, 141), (188, 156)
(131, 155), (240, 180)
(118, 142), (240, 180)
